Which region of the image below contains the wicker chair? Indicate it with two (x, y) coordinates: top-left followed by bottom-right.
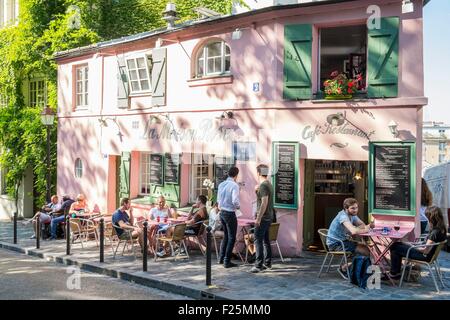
(155, 223), (189, 261)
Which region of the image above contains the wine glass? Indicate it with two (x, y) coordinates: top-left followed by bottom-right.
(394, 221), (401, 235)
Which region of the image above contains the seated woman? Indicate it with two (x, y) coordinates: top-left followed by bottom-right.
(184, 195), (209, 236)
(388, 206), (447, 279)
(208, 202), (222, 232)
(68, 194), (90, 217)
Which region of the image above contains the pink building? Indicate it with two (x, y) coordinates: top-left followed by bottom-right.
(55, 0), (429, 256)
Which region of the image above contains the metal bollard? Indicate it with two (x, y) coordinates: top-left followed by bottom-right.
(66, 215), (71, 255)
(36, 215), (40, 249)
(99, 218), (104, 263)
(13, 211), (17, 244)
(143, 221), (148, 272)
(206, 225), (212, 286)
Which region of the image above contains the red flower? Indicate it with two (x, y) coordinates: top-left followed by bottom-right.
(348, 88), (353, 94)
(348, 81), (354, 88)
(357, 74), (363, 81)
(337, 88), (342, 94)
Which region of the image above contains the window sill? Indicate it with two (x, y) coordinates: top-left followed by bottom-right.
(187, 74), (233, 87)
(129, 92), (152, 98)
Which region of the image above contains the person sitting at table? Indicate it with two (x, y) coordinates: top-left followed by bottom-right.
(68, 194), (90, 217)
(184, 195), (209, 236)
(49, 195), (75, 240)
(327, 198), (373, 280)
(112, 197), (144, 251)
(27, 195), (61, 239)
(208, 202), (222, 232)
(388, 206), (447, 279)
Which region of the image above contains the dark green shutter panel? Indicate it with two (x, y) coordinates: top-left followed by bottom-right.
(151, 47), (167, 107)
(283, 24), (312, 100)
(117, 57), (129, 108)
(119, 152), (131, 200)
(367, 17), (399, 98)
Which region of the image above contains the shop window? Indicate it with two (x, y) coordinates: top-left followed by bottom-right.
(195, 41), (230, 78)
(29, 79), (46, 107)
(190, 154), (214, 202)
(125, 56), (151, 93)
(74, 158), (83, 178)
(140, 153), (152, 195)
(320, 25), (367, 91)
(74, 64), (88, 109)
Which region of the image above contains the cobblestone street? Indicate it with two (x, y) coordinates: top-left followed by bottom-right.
(1, 221), (449, 300)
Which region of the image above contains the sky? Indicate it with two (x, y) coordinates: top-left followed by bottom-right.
(423, 0), (450, 124)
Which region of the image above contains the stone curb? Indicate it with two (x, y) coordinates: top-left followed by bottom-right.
(0, 241), (229, 300)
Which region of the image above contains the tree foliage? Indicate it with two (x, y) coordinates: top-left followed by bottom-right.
(0, 0), (238, 208)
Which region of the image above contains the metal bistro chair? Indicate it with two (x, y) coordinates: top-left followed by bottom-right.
(155, 223), (189, 261)
(184, 219), (209, 255)
(399, 240), (447, 292)
(317, 229), (352, 282)
(111, 223), (139, 259)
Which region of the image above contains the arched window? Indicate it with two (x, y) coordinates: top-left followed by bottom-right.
(74, 158), (83, 178)
(196, 41), (230, 77)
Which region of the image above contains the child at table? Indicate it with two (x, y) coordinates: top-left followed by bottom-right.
(388, 206), (447, 279)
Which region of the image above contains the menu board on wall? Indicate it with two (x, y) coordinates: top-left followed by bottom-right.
(164, 153), (180, 184)
(369, 142), (416, 216)
(273, 142), (299, 209)
(214, 157), (235, 188)
(150, 154), (163, 186)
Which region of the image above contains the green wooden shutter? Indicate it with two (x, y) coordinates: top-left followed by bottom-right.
(119, 152), (131, 200)
(151, 47), (167, 107)
(367, 17), (399, 98)
(283, 24), (312, 100)
(117, 57), (129, 108)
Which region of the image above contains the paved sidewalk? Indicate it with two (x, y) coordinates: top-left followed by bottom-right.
(1, 221), (449, 300)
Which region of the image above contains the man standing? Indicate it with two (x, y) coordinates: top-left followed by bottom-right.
(217, 166), (240, 268)
(251, 164), (275, 273)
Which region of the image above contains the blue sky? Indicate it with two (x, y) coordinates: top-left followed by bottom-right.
(423, 0), (450, 123)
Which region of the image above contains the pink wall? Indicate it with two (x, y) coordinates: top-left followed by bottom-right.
(56, 0), (427, 256)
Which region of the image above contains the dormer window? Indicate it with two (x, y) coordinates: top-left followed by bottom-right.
(196, 41), (230, 77)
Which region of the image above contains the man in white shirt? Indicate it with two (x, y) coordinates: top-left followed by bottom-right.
(217, 166), (240, 268)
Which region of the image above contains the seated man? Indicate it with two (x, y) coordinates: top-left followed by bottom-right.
(326, 198), (373, 279)
(112, 197), (144, 251)
(49, 195), (75, 240)
(147, 195), (175, 235)
(184, 195), (209, 236)
(28, 195), (61, 239)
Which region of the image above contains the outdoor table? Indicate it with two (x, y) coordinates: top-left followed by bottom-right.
(360, 225), (414, 285)
(92, 215), (112, 223)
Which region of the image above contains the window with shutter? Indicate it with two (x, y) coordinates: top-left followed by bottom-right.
(367, 17), (399, 98)
(151, 47), (167, 107)
(283, 24), (312, 100)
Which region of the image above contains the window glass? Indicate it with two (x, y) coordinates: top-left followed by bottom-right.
(75, 158), (83, 178)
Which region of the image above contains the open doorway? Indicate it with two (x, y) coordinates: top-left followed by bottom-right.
(303, 159), (368, 251)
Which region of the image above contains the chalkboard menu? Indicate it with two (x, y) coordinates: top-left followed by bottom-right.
(164, 153), (180, 184)
(369, 142), (416, 216)
(214, 157), (234, 188)
(273, 142), (299, 209)
(150, 154), (163, 186)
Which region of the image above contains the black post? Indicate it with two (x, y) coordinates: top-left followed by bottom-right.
(66, 215), (71, 255)
(13, 211), (17, 244)
(36, 215), (40, 249)
(206, 225), (212, 286)
(46, 125), (51, 203)
(143, 221), (148, 272)
(99, 218), (104, 263)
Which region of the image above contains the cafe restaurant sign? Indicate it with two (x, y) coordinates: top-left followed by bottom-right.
(301, 113), (375, 144)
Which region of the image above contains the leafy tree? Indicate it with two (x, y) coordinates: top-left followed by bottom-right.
(0, 0), (240, 212)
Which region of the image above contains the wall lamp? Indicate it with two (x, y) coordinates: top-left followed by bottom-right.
(388, 120), (399, 138)
(98, 117), (123, 141)
(402, 0), (414, 14)
(231, 23), (256, 40)
(218, 111), (239, 133)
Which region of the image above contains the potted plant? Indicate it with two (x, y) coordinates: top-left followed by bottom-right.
(323, 71), (362, 100)
(203, 178), (216, 208)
